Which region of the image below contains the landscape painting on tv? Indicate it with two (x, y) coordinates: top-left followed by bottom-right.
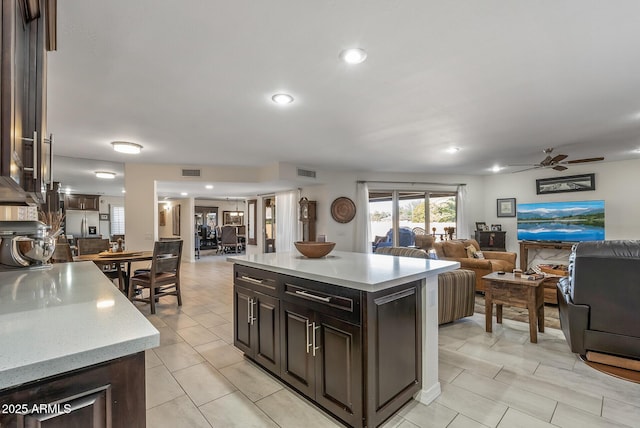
(517, 200), (605, 242)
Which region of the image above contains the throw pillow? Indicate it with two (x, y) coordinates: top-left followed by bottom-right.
(474, 251), (485, 259)
(465, 245), (476, 258)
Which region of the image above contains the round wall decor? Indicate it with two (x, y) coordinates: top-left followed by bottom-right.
(331, 197), (356, 223)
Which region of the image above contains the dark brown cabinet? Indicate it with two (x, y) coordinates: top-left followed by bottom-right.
(65, 194), (100, 211)
(475, 230), (507, 252)
(234, 284), (280, 374)
(281, 300), (362, 426)
(0, 352), (146, 428)
(233, 264), (421, 428)
(0, 0), (54, 204)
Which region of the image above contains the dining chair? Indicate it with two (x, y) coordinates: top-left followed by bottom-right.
(220, 225), (242, 254)
(76, 238), (122, 283)
(128, 240), (183, 314)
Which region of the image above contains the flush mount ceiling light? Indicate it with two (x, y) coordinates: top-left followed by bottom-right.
(339, 48), (367, 64)
(111, 141), (143, 154)
(180, 192), (188, 196)
(271, 93), (294, 105)
(446, 147), (460, 154)
(95, 171), (116, 179)
(491, 165), (502, 173)
(205, 184), (214, 189)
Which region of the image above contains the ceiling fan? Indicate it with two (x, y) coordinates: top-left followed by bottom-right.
(510, 148), (604, 172)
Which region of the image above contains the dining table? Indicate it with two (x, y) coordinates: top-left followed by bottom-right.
(74, 250), (153, 293)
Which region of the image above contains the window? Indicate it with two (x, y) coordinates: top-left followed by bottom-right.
(369, 190), (457, 248)
(110, 205), (125, 235)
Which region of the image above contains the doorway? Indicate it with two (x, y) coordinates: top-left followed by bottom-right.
(263, 196), (276, 253)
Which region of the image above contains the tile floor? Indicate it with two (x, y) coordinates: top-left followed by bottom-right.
(137, 254), (640, 427)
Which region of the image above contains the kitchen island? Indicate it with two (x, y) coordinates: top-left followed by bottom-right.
(0, 261), (159, 427)
(229, 250), (459, 428)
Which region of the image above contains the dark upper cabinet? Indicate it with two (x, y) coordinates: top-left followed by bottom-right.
(0, 0), (54, 204)
(65, 194), (100, 211)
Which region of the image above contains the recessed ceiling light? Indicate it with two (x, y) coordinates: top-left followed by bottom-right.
(111, 141), (143, 154)
(446, 147), (460, 154)
(180, 192), (188, 196)
(121, 189), (126, 193)
(271, 93), (294, 105)
(205, 185), (214, 189)
(491, 165), (501, 173)
(95, 171), (116, 179)
(339, 48), (367, 64)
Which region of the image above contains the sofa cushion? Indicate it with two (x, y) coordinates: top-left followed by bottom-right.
(443, 241), (468, 258)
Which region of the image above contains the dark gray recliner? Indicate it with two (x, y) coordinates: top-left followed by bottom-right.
(558, 240), (640, 359)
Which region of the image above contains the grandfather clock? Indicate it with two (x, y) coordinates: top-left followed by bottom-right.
(299, 197), (317, 242)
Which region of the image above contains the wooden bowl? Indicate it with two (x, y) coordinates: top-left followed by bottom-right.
(294, 241), (336, 258)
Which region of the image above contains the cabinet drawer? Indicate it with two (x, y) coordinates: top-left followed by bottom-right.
(282, 275), (361, 324)
(234, 265), (279, 296)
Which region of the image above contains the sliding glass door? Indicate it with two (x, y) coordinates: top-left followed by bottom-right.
(369, 190), (457, 249)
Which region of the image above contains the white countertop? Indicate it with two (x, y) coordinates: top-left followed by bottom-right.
(228, 250), (460, 292)
(0, 262), (159, 390)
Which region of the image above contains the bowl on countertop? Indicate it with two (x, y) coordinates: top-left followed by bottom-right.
(294, 241), (336, 258)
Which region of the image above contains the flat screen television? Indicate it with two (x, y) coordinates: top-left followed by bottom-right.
(517, 200), (605, 242)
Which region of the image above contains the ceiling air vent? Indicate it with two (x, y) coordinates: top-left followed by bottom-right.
(181, 169), (201, 177)
(297, 168), (316, 179)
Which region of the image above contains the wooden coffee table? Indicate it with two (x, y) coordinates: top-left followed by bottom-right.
(482, 272), (545, 343)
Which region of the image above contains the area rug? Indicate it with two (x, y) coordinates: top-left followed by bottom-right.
(474, 295), (561, 330)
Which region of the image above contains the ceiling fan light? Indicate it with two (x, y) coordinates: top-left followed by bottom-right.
(95, 171), (116, 179)
(111, 141), (143, 154)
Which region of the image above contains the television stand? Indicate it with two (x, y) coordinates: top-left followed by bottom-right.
(519, 241), (574, 304)
(519, 241), (574, 270)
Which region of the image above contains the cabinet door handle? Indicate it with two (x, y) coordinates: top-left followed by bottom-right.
(32, 131), (38, 180)
(47, 134), (53, 184)
(312, 322), (320, 357)
(294, 290), (331, 303)
(305, 320), (312, 354)
(241, 275), (263, 284)
(246, 297), (252, 324)
(250, 299), (256, 325)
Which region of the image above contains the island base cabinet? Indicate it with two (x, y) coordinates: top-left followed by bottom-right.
(0, 352), (145, 428)
(234, 285), (280, 375)
(280, 301), (362, 428)
(233, 263), (423, 428)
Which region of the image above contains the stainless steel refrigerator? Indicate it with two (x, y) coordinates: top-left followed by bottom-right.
(65, 210), (101, 238)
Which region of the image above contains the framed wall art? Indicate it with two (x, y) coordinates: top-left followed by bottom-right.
(497, 198), (516, 217)
(536, 173), (595, 195)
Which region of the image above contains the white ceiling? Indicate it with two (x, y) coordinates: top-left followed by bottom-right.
(49, 1), (640, 197)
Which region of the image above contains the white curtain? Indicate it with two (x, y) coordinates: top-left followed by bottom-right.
(355, 182), (372, 253)
(456, 184), (469, 239)
(276, 190), (298, 253)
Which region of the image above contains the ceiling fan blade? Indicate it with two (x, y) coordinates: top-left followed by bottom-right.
(540, 156), (553, 166)
(550, 154), (568, 163)
(566, 157), (605, 164)
(552, 165), (568, 171)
